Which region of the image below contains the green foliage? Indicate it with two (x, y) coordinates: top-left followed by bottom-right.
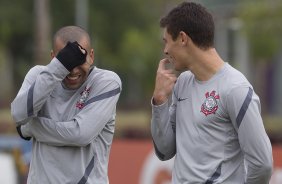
(238, 0), (282, 60)
(87, 0), (168, 106)
(50, 0), (75, 32)
(0, 0), (34, 91)
(0, 0), (33, 44)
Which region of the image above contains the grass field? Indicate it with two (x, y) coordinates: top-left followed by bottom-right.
(115, 109), (151, 138)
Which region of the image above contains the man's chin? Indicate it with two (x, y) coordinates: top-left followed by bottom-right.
(62, 81), (82, 90)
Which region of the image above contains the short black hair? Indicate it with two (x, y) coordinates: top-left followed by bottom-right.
(160, 2), (214, 49)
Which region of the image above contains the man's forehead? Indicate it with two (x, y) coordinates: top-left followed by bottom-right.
(54, 37), (89, 51)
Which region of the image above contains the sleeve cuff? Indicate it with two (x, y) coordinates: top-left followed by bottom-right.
(16, 125), (31, 141)
(47, 58), (70, 79)
(151, 97), (169, 109)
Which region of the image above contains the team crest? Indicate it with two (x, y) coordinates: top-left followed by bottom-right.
(76, 87), (91, 109)
(201, 90), (220, 116)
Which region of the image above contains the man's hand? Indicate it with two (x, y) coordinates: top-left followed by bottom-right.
(153, 59), (177, 105)
(56, 41), (87, 71)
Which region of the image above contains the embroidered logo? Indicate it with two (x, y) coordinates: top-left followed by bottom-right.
(201, 90), (220, 116)
(76, 87), (91, 109)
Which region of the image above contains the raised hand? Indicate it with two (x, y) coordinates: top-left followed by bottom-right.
(153, 58), (177, 105)
(56, 41), (87, 71)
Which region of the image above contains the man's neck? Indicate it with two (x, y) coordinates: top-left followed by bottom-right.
(189, 48), (224, 81)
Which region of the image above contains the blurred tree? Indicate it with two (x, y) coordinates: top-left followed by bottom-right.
(239, 0), (282, 61)
(87, 0), (182, 108)
(238, 0), (282, 114)
(0, 0), (33, 101)
(34, 0), (50, 65)
(50, 0), (75, 31)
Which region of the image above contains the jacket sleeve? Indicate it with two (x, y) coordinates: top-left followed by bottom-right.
(11, 59), (69, 126)
(20, 78), (121, 147)
(226, 86), (273, 184)
(151, 90), (177, 161)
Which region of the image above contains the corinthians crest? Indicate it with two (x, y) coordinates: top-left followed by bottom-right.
(201, 90), (220, 116)
(76, 87), (91, 109)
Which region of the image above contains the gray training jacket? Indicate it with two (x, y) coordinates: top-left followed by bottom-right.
(151, 63), (273, 184)
(11, 58), (121, 184)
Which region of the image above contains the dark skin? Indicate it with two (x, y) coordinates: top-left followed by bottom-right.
(50, 36), (95, 90)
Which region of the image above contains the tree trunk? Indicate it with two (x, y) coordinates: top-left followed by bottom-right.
(34, 0), (50, 65)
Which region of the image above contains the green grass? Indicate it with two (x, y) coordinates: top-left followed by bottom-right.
(0, 108), (13, 124)
(0, 108), (17, 134)
(263, 115), (282, 134)
(115, 110), (151, 138)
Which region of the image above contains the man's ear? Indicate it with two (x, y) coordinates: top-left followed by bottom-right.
(179, 31), (191, 46)
(50, 50), (55, 58)
(88, 49), (94, 65)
